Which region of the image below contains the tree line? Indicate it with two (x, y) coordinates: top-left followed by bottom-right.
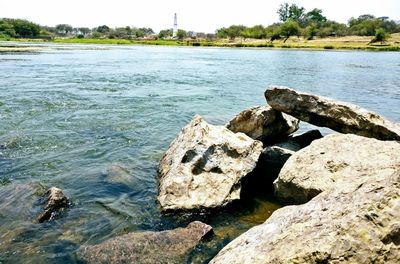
(1, 2), (399, 42)
(217, 3), (400, 42)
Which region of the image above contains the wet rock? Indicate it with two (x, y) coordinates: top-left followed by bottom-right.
(0, 182), (44, 220)
(211, 170), (400, 264)
(105, 163), (132, 185)
(157, 115), (263, 211)
(275, 133), (400, 204)
(226, 105), (299, 143)
(36, 187), (69, 223)
(265, 86), (400, 141)
(77, 221), (213, 264)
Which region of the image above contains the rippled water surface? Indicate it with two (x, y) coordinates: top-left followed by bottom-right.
(1, 42), (400, 263)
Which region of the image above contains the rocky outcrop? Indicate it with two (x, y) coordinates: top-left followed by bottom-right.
(226, 106), (299, 142)
(77, 221), (213, 264)
(274, 133), (400, 204)
(158, 115), (263, 211)
(265, 86), (400, 141)
(36, 187), (69, 223)
(211, 170), (400, 264)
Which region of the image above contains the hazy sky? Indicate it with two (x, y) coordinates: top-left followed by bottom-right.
(1, 0), (399, 33)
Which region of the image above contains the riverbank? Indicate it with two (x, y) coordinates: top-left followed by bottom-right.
(1, 34), (400, 51)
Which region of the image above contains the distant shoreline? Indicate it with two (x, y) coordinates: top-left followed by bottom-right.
(1, 34), (400, 52)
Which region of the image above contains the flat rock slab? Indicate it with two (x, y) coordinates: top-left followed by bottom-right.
(265, 86), (400, 141)
(211, 171), (400, 264)
(77, 221), (213, 264)
(158, 115), (263, 211)
(226, 105), (299, 142)
(274, 133), (400, 204)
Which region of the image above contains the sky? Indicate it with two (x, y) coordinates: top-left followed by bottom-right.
(1, 0), (399, 33)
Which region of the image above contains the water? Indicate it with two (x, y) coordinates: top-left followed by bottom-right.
(0, 43), (399, 263)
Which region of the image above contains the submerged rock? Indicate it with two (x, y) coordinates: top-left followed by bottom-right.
(274, 133), (400, 204)
(77, 221), (213, 264)
(157, 115), (263, 211)
(0, 182), (44, 220)
(105, 163), (133, 185)
(226, 105), (299, 143)
(36, 187), (69, 223)
(265, 86), (400, 141)
(211, 171), (400, 264)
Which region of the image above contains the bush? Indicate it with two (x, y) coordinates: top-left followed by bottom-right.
(370, 28), (390, 43)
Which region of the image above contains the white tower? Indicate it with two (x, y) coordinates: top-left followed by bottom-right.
(173, 13), (178, 38)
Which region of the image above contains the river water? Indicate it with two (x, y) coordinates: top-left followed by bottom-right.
(1, 43), (400, 263)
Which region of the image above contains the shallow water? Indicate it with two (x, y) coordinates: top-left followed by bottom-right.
(0, 42), (399, 263)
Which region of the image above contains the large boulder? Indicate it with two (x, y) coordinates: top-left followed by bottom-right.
(157, 115), (263, 211)
(211, 170), (400, 264)
(77, 221), (213, 264)
(275, 133), (400, 204)
(265, 86), (400, 141)
(226, 106), (299, 142)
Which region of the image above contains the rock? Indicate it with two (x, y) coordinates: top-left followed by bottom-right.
(77, 221), (213, 264)
(105, 163), (133, 185)
(36, 187), (69, 223)
(265, 86), (400, 141)
(274, 133), (400, 204)
(211, 170), (400, 264)
(226, 106), (299, 143)
(0, 182), (44, 220)
(274, 129), (323, 151)
(245, 130), (323, 195)
(157, 115), (263, 211)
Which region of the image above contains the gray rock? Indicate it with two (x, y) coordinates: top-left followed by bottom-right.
(157, 115), (263, 211)
(226, 105), (299, 142)
(77, 221), (213, 264)
(265, 86), (400, 141)
(274, 133), (400, 204)
(36, 187), (69, 223)
(211, 170), (400, 264)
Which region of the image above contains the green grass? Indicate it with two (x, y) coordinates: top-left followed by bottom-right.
(2, 36), (400, 51)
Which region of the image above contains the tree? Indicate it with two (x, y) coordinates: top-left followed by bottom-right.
(0, 20), (16, 37)
(5, 19), (41, 37)
(96, 25), (110, 34)
(306, 8), (327, 25)
(277, 3), (305, 24)
(78, 27), (91, 36)
(277, 3), (290, 22)
(280, 19), (300, 42)
(176, 29), (187, 40)
(241, 25), (267, 39)
(55, 24), (73, 36)
(158, 29), (173, 39)
(370, 28), (390, 43)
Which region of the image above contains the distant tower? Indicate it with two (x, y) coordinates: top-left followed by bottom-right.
(173, 13), (178, 38)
